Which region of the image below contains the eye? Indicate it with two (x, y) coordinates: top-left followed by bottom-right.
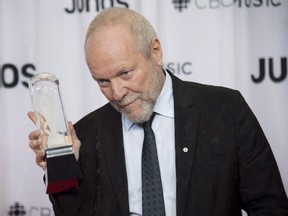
(120, 71), (132, 79)
(97, 79), (110, 87)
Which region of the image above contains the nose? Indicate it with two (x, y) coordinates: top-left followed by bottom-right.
(111, 80), (127, 101)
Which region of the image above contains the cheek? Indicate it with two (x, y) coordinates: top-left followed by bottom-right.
(129, 79), (147, 94)
(100, 88), (113, 101)
(132, 68), (151, 91)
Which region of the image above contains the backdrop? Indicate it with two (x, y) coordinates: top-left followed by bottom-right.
(0, 0), (287, 215)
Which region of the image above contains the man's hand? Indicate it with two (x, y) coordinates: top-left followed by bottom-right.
(27, 111), (81, 170)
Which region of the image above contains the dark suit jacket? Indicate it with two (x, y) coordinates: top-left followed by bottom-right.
(49, 72), (288, 215)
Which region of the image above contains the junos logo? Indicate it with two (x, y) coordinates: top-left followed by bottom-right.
(252, 57), (287, 83)
(0, 63), (36, 89)
(65, 0), (129, 14)
(172, 0), (282, 12)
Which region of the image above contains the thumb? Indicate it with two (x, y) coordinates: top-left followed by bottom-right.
(68, 121), (81, 160)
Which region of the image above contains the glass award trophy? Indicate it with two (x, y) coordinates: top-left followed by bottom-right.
(29, 72), (82, 194)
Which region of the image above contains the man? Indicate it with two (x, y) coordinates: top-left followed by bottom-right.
(28, 7), (288, 216)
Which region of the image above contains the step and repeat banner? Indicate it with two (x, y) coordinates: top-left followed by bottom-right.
(0, 0), (287, 215)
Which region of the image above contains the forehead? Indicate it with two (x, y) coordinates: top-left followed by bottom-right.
(86, 24), (134, 47)
(85, 25), (137, 58)
(84, 25), (145, 78)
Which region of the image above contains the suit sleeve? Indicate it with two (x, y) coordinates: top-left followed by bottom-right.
(234, 91), (288, 215)
(47, 119), (99, 216)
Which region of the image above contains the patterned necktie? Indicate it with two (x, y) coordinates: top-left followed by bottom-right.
(142, 112), (166, 216)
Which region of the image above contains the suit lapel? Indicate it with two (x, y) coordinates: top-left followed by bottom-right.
(99, 73), (200, 216)
(100, 109), (129, 216)
(170, 73), (200, 216)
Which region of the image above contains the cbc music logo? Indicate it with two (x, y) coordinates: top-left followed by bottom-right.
(65, 0), (129, 14)
(172, 0), (282, 12)
(163, 61), (193, 75)
(252, 57), (287, 83)
(8, 202), (53, 216)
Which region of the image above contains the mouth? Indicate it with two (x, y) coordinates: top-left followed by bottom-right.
(121, 99), (137, 109)
(111, 94), (142, 114)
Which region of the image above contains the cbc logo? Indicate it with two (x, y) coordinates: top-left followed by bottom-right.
(172, 0), (282, 11)
(28, 207), (53, 216)
(8, 202), (53, 216)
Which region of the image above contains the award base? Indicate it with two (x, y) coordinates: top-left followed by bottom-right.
(45, 153), (82, 194)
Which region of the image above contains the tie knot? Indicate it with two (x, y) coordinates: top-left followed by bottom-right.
(143, 112), (156, 128)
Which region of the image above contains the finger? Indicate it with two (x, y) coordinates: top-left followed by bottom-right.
(29, 139), (43, 152)
(68, 121), (78, 143)
(35, 149), (47, 170)
(28, 111), (36, 124)
(28, 111), (47, 170)
(28, 129), (41, 141)
(27, 111), (48, 131)
(28, 130), (43, 149)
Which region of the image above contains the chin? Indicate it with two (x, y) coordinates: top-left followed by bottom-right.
(111, 100), (154, 123)
(124, 108), (153, 124)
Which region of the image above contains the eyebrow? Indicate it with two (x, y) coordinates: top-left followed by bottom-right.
(90, 64), (134, 81)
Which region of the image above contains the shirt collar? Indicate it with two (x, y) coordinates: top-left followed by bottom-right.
(122, 69), (174, 131)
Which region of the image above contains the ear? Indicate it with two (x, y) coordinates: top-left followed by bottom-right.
(151, 38), (163, 66)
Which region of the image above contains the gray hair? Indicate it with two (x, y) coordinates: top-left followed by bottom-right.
(85, 7), (158, 59)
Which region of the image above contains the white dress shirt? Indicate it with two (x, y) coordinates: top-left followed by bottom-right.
(122, 70), (176, 216)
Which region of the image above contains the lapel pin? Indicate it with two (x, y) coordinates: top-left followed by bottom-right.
(183, 147), (188, 153)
